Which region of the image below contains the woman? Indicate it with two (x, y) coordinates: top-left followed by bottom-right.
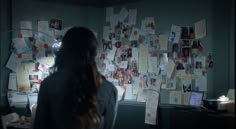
(33, 27), (117, 129)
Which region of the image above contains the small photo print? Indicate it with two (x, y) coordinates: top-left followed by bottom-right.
(49, 18), (62, 30)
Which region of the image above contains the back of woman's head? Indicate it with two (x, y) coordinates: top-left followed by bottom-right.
(55, 27), (97, 70)
(54, 27), (100, 129)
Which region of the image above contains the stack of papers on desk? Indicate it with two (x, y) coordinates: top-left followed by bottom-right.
(8, 92), (28, 108)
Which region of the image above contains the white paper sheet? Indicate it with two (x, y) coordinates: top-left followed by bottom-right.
(124, 84), (134, 100)
(106, 7), (114, 22)
(107, 46), (117, 61)
(13, 37), (28, 53)
(38, 21), (49, 33)
(149, 77), (161, 91)
(145, 90), (159, 125)
(6, 53), (19, 72)
(168, 24), (181, 43)
(20, 21), (33, 37)
(128, 9), (137, 25)
(148, 57), (158, 73)
(16, 64), (31, 92)
(159, 34), (168, 51)
(129, 27), (139, 41)
(119, 8), (129, 22)
(138, 44), (148, 73)
(169, 91), (182, 104)
(8, 73), (17, 90)
(165, 59), (175, 78)
(141, 17), (156, 35)
(120, 61), (129, 69)
(11, 92), (28, 103)
(131, 48), (139, 62)
(137, 89), (147, 102)
(194, 70), (207, 91)
(194, 19), (206, 39)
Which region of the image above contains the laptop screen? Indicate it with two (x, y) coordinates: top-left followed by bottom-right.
(189, 91), (203, 106)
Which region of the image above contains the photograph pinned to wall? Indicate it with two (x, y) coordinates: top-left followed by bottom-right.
(141, 17), (156, 35)
(206, 53), (213, 68)
(148, 34), (159, 52)
(158, 34), (168, 51)
(172, 43), (180, 59)
(180, 26), (195, 39)
(181, 78), (192, 94)
(168, 24), (181, 43)
(130, 40), (138, 48)
(149, 74), (161, 91)
(165, 77), (176, 90)
(49, 18), (62, 30)
(130, 59), (138, 76)
(121, 23), (132, 41)
(181, 40), (191, 62)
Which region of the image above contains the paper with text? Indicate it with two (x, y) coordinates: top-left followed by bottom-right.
(145, 90), (159, 125)
(8, 73), (17, 90)
(6, 53), (19, 72)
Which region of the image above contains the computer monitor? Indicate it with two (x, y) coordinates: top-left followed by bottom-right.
(189, 91), (204, 107)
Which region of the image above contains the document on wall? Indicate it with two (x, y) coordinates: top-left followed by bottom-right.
(12, 37), (28, 53)
(119, 7), (129, 22)
(129, 27), (139, 41)
(145, 90), (159, 125)
(148, 56), (157, 73)
(165, 59), (175, 78)
(16, 64), (30, 92)
(38, 21), (49, 33)
(8, 73), (17, 90)
(159, 34), (168, 51)
(168, 24), (181, 43)
(141, 17), (156, 35)
(106, 7), (114, 22)
(120, 61), (129, 69)
(124, 84), (134, 100)
(139, 44), (148, 73)
(128, 9), (137, 25)
(182, 92), (191, 105)
(131, 48), (139, 63)
(194, 19), (206, 39)
(103, 26), (112, 40)
(107, 46), (117, 61)
(20, 21), (33, 37)
(169, 91), (182, 104)
(6, 53), (19, 72)
(194, 70), (207, 91)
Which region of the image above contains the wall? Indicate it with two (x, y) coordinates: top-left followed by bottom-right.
(0, 0), (12, 108)
(0, 0), (104, 107)
(0, 0), (234, 106)
(102, 0), (216, 103)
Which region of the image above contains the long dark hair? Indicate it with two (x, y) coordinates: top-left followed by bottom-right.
(53, 27), (101, 129)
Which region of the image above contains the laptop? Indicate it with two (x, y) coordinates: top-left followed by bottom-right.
(174, 91), (204, 109)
